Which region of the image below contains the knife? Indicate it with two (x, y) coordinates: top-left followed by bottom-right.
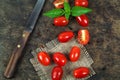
(4, 0), (45, 78)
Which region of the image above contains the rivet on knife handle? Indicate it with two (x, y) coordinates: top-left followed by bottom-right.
(4, 0), (45, 78)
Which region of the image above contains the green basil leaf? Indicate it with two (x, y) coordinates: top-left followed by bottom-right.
(65, 13), (70, 20)
(43, 9), (65, 18)
(71, 6), (92, 16)
(64, 1), (71, 19)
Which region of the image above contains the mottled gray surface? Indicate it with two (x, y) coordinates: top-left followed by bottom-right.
(0, 0), (120, 80)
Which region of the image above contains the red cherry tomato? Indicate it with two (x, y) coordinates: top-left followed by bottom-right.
(54, 16), (69, 27)
(53, 52), (67, 66)
(76, 15), (89, 27)
(37, 51), (51, 66)
(58, 31), (74, 43)
(52, 66), (63, 80)
(53, 0), (69, 8)
(73, 67), (90, 78)
(75, 0), (88, 7)
(77, 29), (90, 45)
(69, 46), (81, 62)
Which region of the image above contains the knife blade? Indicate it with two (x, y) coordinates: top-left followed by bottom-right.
(4, 0), (45, 78)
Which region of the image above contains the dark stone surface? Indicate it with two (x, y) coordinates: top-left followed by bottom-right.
(0, 0), (120, 80)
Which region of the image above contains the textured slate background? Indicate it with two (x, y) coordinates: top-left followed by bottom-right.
(0, 0), (120, 80)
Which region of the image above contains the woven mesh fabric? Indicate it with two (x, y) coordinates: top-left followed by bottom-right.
(30, 38), (95, 80)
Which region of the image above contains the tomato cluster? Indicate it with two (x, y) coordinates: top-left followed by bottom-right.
(75, 0), (89, 27)
(52, 0), (90, 45)
(37, 46), (81, 67)
(58, 29), (90, 45)
(37, 0), (91, 79)
(53, 0), (89, 27)
(37, 45), (90, 79)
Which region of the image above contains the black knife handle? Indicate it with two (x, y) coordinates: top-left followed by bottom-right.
(4, 31), (30, 78)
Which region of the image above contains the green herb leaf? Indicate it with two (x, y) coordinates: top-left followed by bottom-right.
(64, 1), (71, 19)
(71, 6), (92, 16)
(43, 9), (65, 18)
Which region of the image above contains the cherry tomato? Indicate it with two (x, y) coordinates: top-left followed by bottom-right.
(69, 46), (81, 62)
(37, 51), (51, 66)
(76, 15), (89, 27)
(54, 16), (69, 27)
(53, 52), (67, 66)
(51, 66), (63, 80)
(77, 29), (90, 45)
(53, 0), (69, 8)
(73, 67), (90, 78)
(58, 31), (74, 43)
(75, 0), (88, 7)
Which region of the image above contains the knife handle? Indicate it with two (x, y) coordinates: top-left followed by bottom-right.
(4, 31), (30, 78)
